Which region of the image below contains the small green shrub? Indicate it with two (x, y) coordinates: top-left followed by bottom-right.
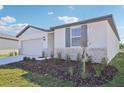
(50, 52), (54, 59)
(68, 67), (73, 76)
(23, 57), (31, 61)
(23, 57), (27, 61)
(31, 57), (36, 61)
(9, 52), (13, 56)
(94, 64), (101, 77)
(101, 57), (108, 67)
(42, 51), (45, 58)
(77, 53), (81, 63)
(86, 56), (92, 64)
(45, 56), (47, 61)
(65, 54), (71, 63)
(14, 51), (17, 56)
(57, 52), (62, 60)
(53, 58), (58, 63)
(27, 57), (31, 61)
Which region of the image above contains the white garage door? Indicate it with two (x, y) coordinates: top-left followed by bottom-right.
(22, 39), (43, 56)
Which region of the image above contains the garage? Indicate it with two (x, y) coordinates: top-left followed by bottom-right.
(21, 39), (43, 56)
(17, 25), (53, 57)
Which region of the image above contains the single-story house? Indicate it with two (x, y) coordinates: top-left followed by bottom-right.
(0, 33), (18, 54)
(16, 14), (120, 63)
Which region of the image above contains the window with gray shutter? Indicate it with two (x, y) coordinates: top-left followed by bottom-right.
(71, 27), (81, 46)
(65, 28), (70, 47)
(81, 25), (87, 47)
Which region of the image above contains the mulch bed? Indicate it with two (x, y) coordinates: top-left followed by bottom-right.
(7, 59), (118, 86)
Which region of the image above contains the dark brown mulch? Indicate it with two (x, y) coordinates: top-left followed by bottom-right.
(7, 59), (118, 86)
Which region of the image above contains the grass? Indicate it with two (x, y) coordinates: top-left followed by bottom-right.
(0, 53), (10, 57)
(120, 48), (124, 52)
(0, 66), (73, 87)
(101, 52), (124, 87)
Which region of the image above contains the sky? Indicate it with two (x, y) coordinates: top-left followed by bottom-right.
(0, 5), (124, 43)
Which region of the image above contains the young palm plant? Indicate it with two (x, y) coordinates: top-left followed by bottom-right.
(81, 47), (88, 79)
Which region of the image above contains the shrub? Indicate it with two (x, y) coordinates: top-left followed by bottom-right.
(68, 67), (73, 76)
(9, 52), (13, 56)
(101, 57), (108, 68)
(77, 53), (81, 63)
(42, 51), (45, 58)
(27, 57), (31, 61)
(14, 51), (17, 56)
(45, 56), (47, 61)
(23, 57), (27, 61)
(54, 58), (59, 63)
(94, 64), (101, 77)
(23, 57), (31, 61)
(31, 57), (36, 61)
(57, 52), (62, 60)
(65, 54), (71, 63)
(86, 56), (92, 64)
(50, 52), (54, 59)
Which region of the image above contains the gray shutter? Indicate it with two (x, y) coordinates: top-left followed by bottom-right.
(81, 25), (87, 47)
(65, 28), (70, 47)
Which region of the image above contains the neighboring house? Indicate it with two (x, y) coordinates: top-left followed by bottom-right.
(0, 33), (18, 54)
(16, 14), (120, 63)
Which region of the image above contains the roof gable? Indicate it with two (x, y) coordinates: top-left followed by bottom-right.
(16, 25), (50, 37)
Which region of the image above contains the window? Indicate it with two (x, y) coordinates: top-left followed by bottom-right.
(71, 27), (81, 46)
(72, 28), (81, 37)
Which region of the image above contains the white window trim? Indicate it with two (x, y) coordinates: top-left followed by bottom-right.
(70, 27), (81, 48)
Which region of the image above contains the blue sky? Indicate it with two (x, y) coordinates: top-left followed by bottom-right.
(0, 5), (124, 43)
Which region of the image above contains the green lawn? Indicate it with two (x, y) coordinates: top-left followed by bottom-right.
(0, 53), (10, 57)
(0, 66), (73, 87)
(101, 52), (124, 87)
(0, 52), (124, 87)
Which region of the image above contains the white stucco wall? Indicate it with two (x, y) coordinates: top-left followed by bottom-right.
(54, 21), (108, 49)
(106, 21), (119, 62)
(54, 21), (109, 63)
(87, 21), (107, 49)
(54, 28), (65, 48)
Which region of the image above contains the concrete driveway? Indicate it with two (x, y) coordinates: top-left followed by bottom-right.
(0, 55), (50, 65)
(0, 55), (24, 65)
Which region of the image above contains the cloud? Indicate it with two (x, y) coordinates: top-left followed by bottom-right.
(0, 5), (4, 10)
(1, 16), (16, 23)
(48, 12), (54, 15)
(0, 15), (28, 33)
(0, 23), (28, 32)
(0, 16), (16, 25)
(58, 16), (79, 23)
(68, 6), (75, 10)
